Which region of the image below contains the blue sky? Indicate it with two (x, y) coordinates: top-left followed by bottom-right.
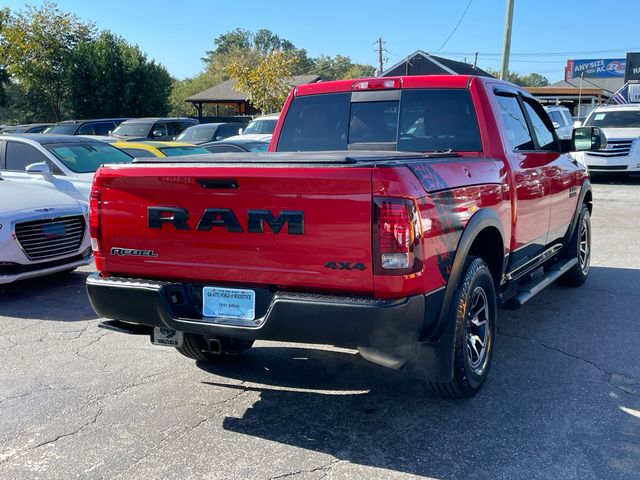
(4, 0), (640, 82)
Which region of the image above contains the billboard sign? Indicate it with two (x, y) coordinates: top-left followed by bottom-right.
(625, 52), (640, 82)
(565, 59), (626, 81)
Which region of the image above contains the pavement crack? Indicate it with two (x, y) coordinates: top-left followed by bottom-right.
(0, 385), (54, 407)
(498, 329), (640, 397)
(268, 459), (341, 480)
(0, 409), (103, 465)
(111, 387), (247, 479)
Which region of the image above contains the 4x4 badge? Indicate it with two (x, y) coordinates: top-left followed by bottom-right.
(324, 261), (366, 271)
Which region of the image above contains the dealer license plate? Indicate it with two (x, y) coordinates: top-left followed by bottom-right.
(202, 287), (256, 321)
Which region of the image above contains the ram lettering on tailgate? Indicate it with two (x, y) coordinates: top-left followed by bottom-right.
(147, 207), (304, 234)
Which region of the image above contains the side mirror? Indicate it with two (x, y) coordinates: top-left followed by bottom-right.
(26, 162), (52, 175)
(572, 126), (607, 151)
(152, 130), (163, 138)
(238, 128), (243, 135)
(552, 122), (560, 130)
(215, 136), (224, 141)
(573, 120), (582, 128)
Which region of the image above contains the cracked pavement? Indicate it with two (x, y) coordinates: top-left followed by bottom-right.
(1, 178), (639, 479)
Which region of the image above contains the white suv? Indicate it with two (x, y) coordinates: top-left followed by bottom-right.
(574, 104), (640, 175)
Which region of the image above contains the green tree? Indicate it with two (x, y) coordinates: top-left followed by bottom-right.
(310, 54), (374, 80)
(203, 28), (252, 61)
(486, 69), (549, 87)
(169, 28), (375, 116)
(254, 28), (295, 54)
(69, 31), (172, 118)
(227, 50), (295, 114)
(0, 1), (94, 120)
(0, 8), (10, 108)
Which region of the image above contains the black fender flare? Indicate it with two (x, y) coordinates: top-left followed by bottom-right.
(432, 207), (505, 339)
(404, 208), (504, 383)
(561, 180), (592, 253)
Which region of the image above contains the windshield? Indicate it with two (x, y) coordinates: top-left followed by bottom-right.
(277, 89), (482, 152)
(44, 124), (77, 135)
(243, 119), (277, 135)
(176, 126), (215, 142)
(157, 146), (210, 157)
(45, 142), (133, 173)
(585, 110), (640, 128)
(112, 123), (153, 136)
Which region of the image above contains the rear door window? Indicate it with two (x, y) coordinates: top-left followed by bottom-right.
(152, 123), (169, 138)
(217, 125), (242, 139)
(5, 141), (62, 174)
(77, 123), (95, 135)
(93, 122), (116, 135)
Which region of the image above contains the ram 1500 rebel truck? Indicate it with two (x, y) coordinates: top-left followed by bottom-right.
(86, 75), (605, 397)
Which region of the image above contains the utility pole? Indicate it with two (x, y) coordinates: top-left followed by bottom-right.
(473, 52), (478, 69)
(499, 0), (515, 80)
(376, 38), (385, 75)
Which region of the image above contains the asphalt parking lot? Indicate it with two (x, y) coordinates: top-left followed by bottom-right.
(1, 177), (639, 480)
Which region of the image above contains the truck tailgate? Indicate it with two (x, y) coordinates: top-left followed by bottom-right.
(96, 164), (374, 295)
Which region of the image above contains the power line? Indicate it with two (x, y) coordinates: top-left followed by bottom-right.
(434, 0), (474, 54)
(439, 47), (640, 57)
(374, 38), (389, 74)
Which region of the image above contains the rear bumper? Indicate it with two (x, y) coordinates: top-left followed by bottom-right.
(86, 274), (442, 348)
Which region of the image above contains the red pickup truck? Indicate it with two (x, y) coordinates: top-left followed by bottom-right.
(86, 75), (605, 397)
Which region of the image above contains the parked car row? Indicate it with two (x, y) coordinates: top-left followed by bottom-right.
(0, 113), (278, 285)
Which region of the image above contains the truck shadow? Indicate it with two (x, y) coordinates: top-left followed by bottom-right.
(197, 265), (640, 479)
(0, 268), (98, 322)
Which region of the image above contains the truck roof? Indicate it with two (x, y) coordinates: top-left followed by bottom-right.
(294, 74), (503, 97)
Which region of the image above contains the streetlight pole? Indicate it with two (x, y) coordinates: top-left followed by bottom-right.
(500, 0), (515, 80)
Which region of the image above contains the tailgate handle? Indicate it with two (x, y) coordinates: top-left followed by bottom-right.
(197, 178), (239, 189)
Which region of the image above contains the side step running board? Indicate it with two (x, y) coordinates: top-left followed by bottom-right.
(502, 257), (578, 310)
(98, 320), (153, 336)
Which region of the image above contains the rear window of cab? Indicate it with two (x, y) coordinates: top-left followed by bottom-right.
(276, 89), (482, 153)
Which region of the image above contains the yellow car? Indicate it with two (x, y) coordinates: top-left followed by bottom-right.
(112, 141), (210, 158)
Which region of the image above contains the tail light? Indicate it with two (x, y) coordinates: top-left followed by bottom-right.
(373, 197), (423, 275)
(89, 174), (106, 271)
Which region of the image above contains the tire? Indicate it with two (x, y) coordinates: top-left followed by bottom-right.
(429, 256), (497, 398)
(176, 333), (254, 362)
(557, 204), (591, 287)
